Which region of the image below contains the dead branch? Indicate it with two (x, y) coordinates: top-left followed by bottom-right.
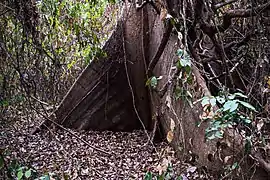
(214, 0), (238, 10)
(202, 2), (270, 34)
(192, 66), (211, 97)
(224, 32), (253, 52)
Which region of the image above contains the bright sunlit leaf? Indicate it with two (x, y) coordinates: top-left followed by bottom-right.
(167, 131), (174, 143)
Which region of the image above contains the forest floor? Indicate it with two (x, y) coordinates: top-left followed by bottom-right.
(0, 118), (209, 179)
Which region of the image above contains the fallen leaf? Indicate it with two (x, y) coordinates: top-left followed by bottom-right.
(167, 131), (174, 143)
(257, 119), (264, 131)
(224, 155), (233, 164)
(187, 166), (197, 173)
(160, 8), (168, 21)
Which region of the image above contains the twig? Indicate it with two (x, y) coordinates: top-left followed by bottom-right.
(0, 10), (10, 16)
(224, 32), (252, 52)
(0, 2), (15, 11)
(202, 1), (270, 33)
(214, 0), (238, 10)
(207, 63), (223, 88)
(30, 95), (50, 106)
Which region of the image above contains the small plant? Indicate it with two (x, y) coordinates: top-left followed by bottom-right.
(0, 154), (38, 180)
(222, 162), (239, 177)
(144, 165), (183, 180)
(146, 76), (163, 89)
(174, 49), (193, 106)
(15, 166), (35, 180)
(0, 149), (60, 180)
(198, 92), (256, 140)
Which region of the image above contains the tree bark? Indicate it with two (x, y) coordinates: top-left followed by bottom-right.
(35, 1), (270, 179)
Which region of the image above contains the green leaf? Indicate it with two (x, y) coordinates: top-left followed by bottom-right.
(229, 101), (238, 112)
(67, 60), (76, 69)
(238, 101), (256, 111)
(1, 100), (9, 107)
(243, 118), (251, 124)
(234, 92), (248, 98)
(177, 176), (183, 180)
(157, 173), (165, 180)
(206, 132), (217, 140)
(174, 85), (182, 100)
(146, 76), (158, 89)
(201, 97), (210, 106)
(216, 96), (225, 104)
(184, 65), (192, 74)
(144, 171), (153, 180)
(176, 60), (182, 69)
(39, 174), (50, 180)
(17, 170), (23, 180)
(179, 57), (191, 67)
(176, 49), (184, 57)
(25, 169), (32, 178)
(187, 74), (193, 84)
(223, 100), (238, 112)
(215, 131), (224, 139)
(209, 98), (216, 107)
(150, 77), (158, 88)
(231, 162), (239, 170)
(9, 160), (19, 172)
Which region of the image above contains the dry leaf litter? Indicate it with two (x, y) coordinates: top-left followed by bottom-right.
(0, 117), (209, 179)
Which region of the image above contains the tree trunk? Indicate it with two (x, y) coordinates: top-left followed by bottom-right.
(36, 1), (270, 179)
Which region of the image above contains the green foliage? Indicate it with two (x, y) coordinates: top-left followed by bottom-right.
(36, 0), (107, 66)
(0, 0), (109, 115)
(176, 49), (191, 68)
(174, 48), (193, 106)
(144, 165), (182, 180)
(0, 149), (61, 180)
(223, 162), (239, 177)
(146, 76), (158, 89)
(146, 76), (163, 89)
(199, 92), (256, 140)
(0, 95), (25, 108)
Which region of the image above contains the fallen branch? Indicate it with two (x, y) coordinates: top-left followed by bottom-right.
(224, 32), (253, 52)
(30, 95), (50, 106)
